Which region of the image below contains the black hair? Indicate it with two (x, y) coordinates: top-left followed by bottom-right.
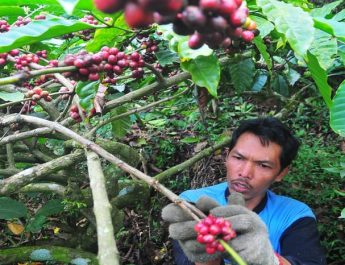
(228, 117), (300, 171)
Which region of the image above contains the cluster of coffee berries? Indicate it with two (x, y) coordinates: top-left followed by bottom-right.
(0, 49), (20, 66)
(78, 15), (99, 40)
(26, 87), (52, 102)
(194, 215), (236, 254)
(94, 0), (183, 28)
(14, 53), (40, 69)
(93, 0), (256, 50)
(176, 0), (257, 49)
(63, 47), (146, 82)
(0, 53), (8, 66)
(0, 19), (10, 32)
(69, 105), (82, 122)
(13, 16), (32, 27)
(36, 50), (48, 58)
(34, 14), (46, 20)
(59, 86), (72, 100)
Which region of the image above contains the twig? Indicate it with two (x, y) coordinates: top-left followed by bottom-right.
(0, 66), (76, 86)
(6, 143), (15, 168)
(89, 87), (191, 136)
(144, 62), (165, 83)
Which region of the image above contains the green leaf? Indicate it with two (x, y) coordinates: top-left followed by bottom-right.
(310, 0), (343, 18)
(305, 52), (332, 108)
(286, 68), (300, 86)
(26, 215), (47, 233)
(76, 81), (99, 111)
(252, 70), (268, 92)
(36, 199), (64, 216)
(180, 136), (201, 144)
(0, 197), (27, 219)
(253, 36), (272, 71)
(110, 106), (131, 139)
(257, 0), (314, 56)
(0, 6), (25, 18)
(147, 119), (167, 127)
(0, 0), (93, 16)
(178, 37), (213, 60)
(228, 58), (255, 93)
(272, 74), (289, 96)
(155, 47), (180, 66)
(0, 15), (99, 53)
(181, 54), (220, 97)
(330, 80), (345, 136)
(313, 17), (345, 42)
(339, 43), (345, 66)
(250, 15), (274, 37)
(0, 91), (24, 102)
(333, 9), (345, 22)
(309, 29), (337, 70)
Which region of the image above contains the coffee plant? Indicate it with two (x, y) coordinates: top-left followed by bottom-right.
(0, 0), (344, 264)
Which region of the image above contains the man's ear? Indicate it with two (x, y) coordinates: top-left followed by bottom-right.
(275, 166), (289, 182)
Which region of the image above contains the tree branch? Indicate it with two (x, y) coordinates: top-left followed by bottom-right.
(89, 87), (191, 136)
(20, 183), (66, 195)
(86, 150), (120, 265)
(154, 137), (232, 182)
(0, 149), (84, 195)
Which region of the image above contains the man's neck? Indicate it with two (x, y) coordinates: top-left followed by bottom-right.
(248, 193), (268, 213)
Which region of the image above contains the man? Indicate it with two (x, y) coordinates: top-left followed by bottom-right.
(162, 117), (326, 265)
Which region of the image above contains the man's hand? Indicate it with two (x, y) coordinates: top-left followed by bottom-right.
(161, 196), (223, 263)
(210, 192), (280, 265)
(162, 192), (283, 265)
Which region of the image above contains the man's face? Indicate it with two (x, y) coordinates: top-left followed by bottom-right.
(225, 132), (288, 209)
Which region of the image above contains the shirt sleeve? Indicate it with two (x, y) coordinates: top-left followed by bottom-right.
(279, 217), (327, 265)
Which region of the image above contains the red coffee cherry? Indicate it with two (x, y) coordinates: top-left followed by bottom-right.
(194, 215), (236, 255)
(93, 0), (125, 14)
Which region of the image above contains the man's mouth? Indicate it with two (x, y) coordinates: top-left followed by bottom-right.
(231, 180), (251, 193)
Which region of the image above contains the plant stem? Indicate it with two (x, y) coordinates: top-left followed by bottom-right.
(219, 240), (247, 265)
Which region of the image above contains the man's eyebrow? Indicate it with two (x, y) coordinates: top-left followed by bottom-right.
(231, 150), (276, 166)
(255, 160), (275, 166)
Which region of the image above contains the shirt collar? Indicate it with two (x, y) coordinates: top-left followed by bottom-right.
(224, 188), (267, 213)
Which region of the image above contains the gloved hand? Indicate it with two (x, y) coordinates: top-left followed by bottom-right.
(161, 196), (222, 263)
(210, 192), (279, 265)
(162, 192), (279, 265)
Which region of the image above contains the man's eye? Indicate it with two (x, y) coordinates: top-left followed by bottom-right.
(259, 163), (270, 168)
(233, 156), (242, 160)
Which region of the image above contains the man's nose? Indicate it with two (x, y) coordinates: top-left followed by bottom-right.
(239, 161), (254, 179)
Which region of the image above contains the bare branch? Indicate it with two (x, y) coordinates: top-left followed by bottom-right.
(0, 150), (84, 195)
(86, 150), (120, 265)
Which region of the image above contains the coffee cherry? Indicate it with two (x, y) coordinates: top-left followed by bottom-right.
(200, 0), (221, 12)
(88, 72), (100, 81)
(32, 94), (41, 101)
(188, 32), (204, 49)
(182, 6), (207, 30)
(230, 9), (247, 26)
(33, 87), (42, 96)
(220, 0), (238, 15)
(241, 30), (254, 42)
(0, 19), (10, 32)
(93, 0), (125, 13)
(124, 2), (154, 28)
